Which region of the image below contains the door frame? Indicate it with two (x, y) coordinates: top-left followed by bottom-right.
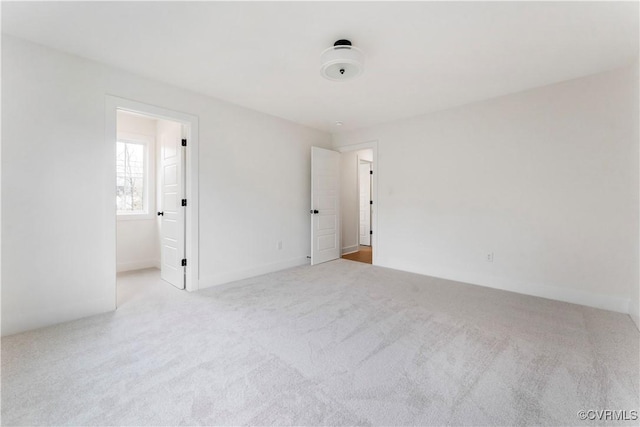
(106, 96), (199, 295)
(358, 158), (372, 246)
(337, 141), (378, 265)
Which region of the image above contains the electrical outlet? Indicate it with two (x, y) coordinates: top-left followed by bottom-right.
(487, 252), (494, 262)
(277, 241), (283, 250)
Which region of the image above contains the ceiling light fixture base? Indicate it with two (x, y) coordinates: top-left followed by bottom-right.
(320, 39), (364, 81)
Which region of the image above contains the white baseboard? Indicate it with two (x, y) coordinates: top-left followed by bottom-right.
(381, 260), (631, 315)
(1, 295), (115, 337)
(629, 298), (640, 331)
(199, 256), (310, 290)
(117, 259), (160, 273)
(342, 245), (359, 255)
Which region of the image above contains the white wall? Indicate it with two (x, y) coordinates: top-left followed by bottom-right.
(633, 61), (640, 331)
(116, 112), (160, 273)
(334, 62), (640, 316)
(118, 111), (157, 138)
(1, 36), (331, 336)
(340, 149), (373, 254)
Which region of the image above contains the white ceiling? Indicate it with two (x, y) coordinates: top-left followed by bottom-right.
(2, 1), (638, 133)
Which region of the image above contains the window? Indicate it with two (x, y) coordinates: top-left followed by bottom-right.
(116, 136), (151, 217)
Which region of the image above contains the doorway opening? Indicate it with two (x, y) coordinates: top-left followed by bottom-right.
(309, 141), (377, 266)
(107, 96), (199, 308)
(340, 148), (374, 265)
(115, 110), (187, 304)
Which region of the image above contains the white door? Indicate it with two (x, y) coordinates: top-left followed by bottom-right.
(311, 146), (341, 265)
(158, 120), (185, 289)
(359, 161), (371, 246)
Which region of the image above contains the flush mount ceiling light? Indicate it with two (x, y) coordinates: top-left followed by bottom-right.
(320, 39), (364, 81)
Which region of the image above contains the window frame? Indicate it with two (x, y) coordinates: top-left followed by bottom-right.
(116, 132), (155, 220)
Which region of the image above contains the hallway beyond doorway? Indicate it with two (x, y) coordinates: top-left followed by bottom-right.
(342, 245), (372, 264)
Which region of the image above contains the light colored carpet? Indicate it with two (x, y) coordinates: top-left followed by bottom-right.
(2, 260), (639, 426)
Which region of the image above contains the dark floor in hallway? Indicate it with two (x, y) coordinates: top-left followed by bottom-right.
(342, 245), (372, 264)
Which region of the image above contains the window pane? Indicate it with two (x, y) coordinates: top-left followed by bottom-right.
(116, 141), (146, 213)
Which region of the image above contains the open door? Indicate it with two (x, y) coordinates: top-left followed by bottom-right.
(311, 146), (341, 265)
(158, 120), (185, 289)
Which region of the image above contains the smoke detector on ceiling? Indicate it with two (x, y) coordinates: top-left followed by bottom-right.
(320, 39), (364, 81)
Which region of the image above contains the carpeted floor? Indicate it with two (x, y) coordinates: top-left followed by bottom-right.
(2, 260), (639, 426)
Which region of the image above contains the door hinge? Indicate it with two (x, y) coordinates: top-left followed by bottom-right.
(181, 259), (187, 267)
(181, 138), (187, 147)
(370, 200), (373, 205)
(182, 199), (187, 207)
(370, 170), (373, 175)
(370, 230), (373, 235)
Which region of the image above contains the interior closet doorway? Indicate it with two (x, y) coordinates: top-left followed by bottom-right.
(106, 96), (200, 308)
(115, 110), (188, 305)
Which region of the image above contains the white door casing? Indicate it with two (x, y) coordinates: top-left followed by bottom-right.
(108, 96), (199, 299)
(359, 161), (372, 246)
(311, 147), (341, 265)
(159, 120), (185, 289)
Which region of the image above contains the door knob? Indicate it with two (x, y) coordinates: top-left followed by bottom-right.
(157, 211), (164, 216)
(309, 209), (319, 214)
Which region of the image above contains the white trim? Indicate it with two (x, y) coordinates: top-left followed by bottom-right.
(357, 156), (372, 246)
(1, 296), (115, 338)
(630, 298), (640, 331)
(341, 245), (359, 255)
(337, 141), (379, 265)
(199, 257), (310, 290)
(106, 96), (200, 297)
(382, 260), (631, 314)
(117, 259), (161, 273)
